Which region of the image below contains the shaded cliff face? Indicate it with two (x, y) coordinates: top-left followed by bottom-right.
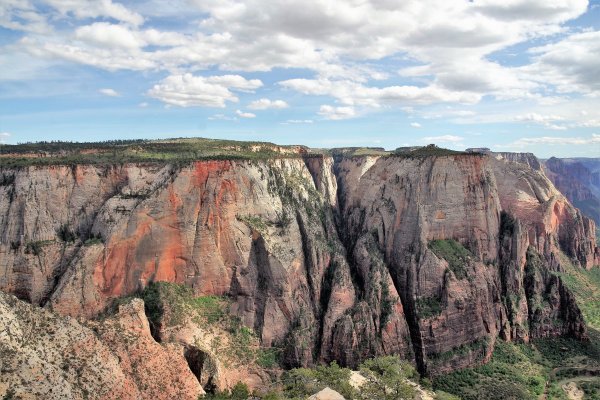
(0, 152), (598, 376)
(542, 157), (600, 227)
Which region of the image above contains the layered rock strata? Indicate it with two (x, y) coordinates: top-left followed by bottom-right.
(0, 151), (597, 376)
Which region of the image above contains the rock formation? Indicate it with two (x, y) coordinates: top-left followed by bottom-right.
(542, 157), (600, 226)
(0, 146), (598, 380)
(0, 291), (203, 400)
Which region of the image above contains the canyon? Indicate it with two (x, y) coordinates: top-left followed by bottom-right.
(0, 141), (599, 398)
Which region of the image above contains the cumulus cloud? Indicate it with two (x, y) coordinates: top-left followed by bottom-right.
(75, 23), (144, 49)
(410, 122), (422, 128)
(318, 105), (356, 120)
(147, 74), (262, 107)
(236, 109), (256, 118)
(99, 88), (119, 97)
(2, 0), (598, 124)
(523, 30), (600, 95)
(0, 132), (10, 143)
(422, 135), (464, 143)
(248, 98), (288, 110)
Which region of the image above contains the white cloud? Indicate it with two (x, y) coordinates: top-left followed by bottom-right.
(236, 109), (256, 118)
(0, 132), (10, 143)
(99, 88), (119, 97)
(523, 30), (600, 95)
(410, 122), (422, 128)
(318, 105), (356, 120)
(3, 0), (599, 125)
(138, 102), (148, 107)
(76, 23), (144, 49)
(422, 135), (464, 143)
(208, 113), (236, 121)
(515, 113), (566, 130)
(282, 119), (313, 124)
(474, 0), (587, 23)
(45, 0), (144, 26)
(280, 78), (480, 110)
(147, 73), (263, 108)
(502, 134), (600, 148)
(578, 119), (600, 128)
(0, 0), (50, 33)
(248, 98), (288, 110)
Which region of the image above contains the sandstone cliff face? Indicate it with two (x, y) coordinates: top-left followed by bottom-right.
(0, 291), (202, 400)
(494, 152), (542, 171)
(0, 151), (598, 378)
(542, 157), (600, 227)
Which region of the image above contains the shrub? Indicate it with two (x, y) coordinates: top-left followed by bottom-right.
(57, 224), (76, 242)
(428, 239), (471, 280)
(416, 296), (443, 318)
(358, 356), (417, 400)
(283, 361), (356, 399)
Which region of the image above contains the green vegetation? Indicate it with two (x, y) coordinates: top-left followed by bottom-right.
(428, 239), (471, 280)
(416, 296), (442, 319)
(24, 240), (54, 255)
(435, 248), (600, 399)
(113, 282), (283, 369)
(0, 138), (323, 167)
(429, 338), (488, 365)
(57, 224), (77, 242)
(553, 253), (600, 329)
(203, 382), (250, 400)
(357, 356), (418, 400)
(236, 214), (269, 233)
(282, 361), (356, 399)
(435, 340), (548, 399)
(330, 147), (391, 157)
(393, 144), (472, 158)
(434, 332), (600, 400)
(0, 139), (483, 168)
(83, 234), (104, 246)
(281, 356), (417, 400)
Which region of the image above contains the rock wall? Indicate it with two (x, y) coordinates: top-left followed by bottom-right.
(542, 157), (600, 226)
(0, 291), (203, 400)
(0, 152), (598, 376)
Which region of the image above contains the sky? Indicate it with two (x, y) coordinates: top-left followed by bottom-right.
(1, 0), (600, 158)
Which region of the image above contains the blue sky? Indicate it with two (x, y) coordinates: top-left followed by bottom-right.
(1, 0), (600, 157)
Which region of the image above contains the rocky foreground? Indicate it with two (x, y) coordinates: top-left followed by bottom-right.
(0, 142), (599, 397)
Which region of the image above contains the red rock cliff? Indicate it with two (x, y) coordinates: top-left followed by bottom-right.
(0, 152), (597, 375)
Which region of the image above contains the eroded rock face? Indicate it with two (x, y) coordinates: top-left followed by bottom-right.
(0, 152), (597, 378)
(0, 292), (203, 400)
(543, 157), (600, 227)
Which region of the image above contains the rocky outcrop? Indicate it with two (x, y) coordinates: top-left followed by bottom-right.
(0, 149), (598, 380)
(492, 156), (599, 269)
(0, 291), (203, 400)
(494, 152), (542, 171)
(543, 157), (600, 226)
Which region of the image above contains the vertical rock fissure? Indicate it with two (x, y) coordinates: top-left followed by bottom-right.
(389, 254), (427, 375)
